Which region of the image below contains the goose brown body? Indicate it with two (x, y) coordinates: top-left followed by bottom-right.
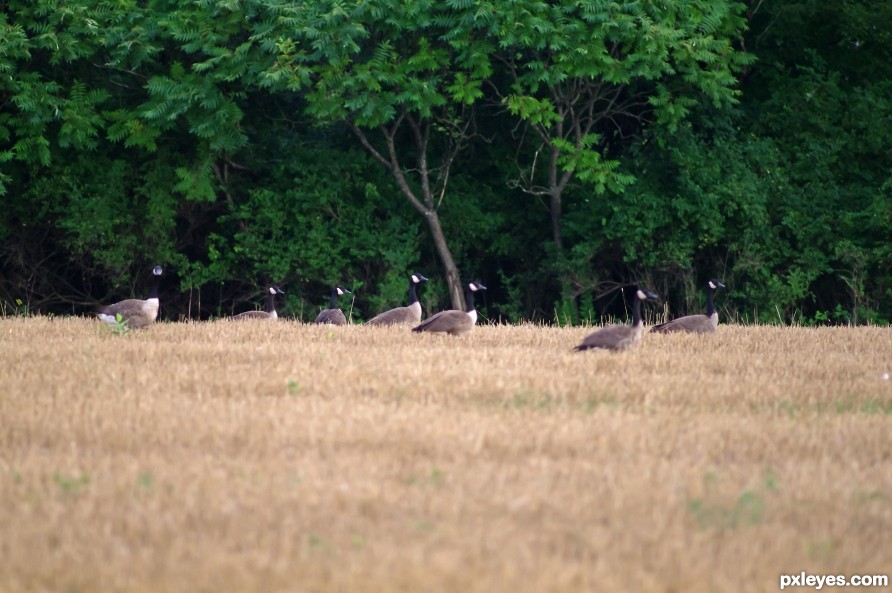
(575, 321), (645, 351)
(232, 309), (277, 320)
(574, 287), (658, 351)
(412, 310), (476, 336)
(315, 309), (347, 325)
(96, 265), (162, 329)
(97, 298), (159, 329)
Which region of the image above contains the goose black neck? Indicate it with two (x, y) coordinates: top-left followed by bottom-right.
(148, 276), (161, 300)
(408, 280), (419, 305)
(706, 285), (716, 316)
(464, 286), (476, 313)
(329, 288), (339, 309)
(631, 293), (643, 326)
(267, 291), (278, 313)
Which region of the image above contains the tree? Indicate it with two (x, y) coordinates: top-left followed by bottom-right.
(1, 0), (890, 323)
(583, 0), (892, 324)
(736, 0), (892, 322)
(0, 0), (309, 313)
(477, 0), (752, 317)
(263, 0), (494, 309)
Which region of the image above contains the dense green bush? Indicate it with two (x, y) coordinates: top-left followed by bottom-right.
(0, 0), (889, 324)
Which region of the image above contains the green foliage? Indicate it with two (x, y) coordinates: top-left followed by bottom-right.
(173, 154), (217, 203)
(686, 470), (779, 531)
(286, 379), (300, 396)
(102, 312), (131, 336)
(496, 0), (752, 150)
(0, 298), (30, 317)
(53, 472), (90, 495)
(274, 2), (453, 125)
(0, 2), (108, 190)
(0, 0), (889, 324)
(727, 0), (892, 322)
(197, 143), (422, 320)
(471, 0), (753, 319)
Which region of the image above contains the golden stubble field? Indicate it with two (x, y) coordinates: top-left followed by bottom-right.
(1, 316), (890, 593)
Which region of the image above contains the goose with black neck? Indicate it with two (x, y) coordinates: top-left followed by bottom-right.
(366, 273), (429, 326)
(96, 265), (164, 329)
(574, 286), (659, 351)
(412, 281), (487, 336)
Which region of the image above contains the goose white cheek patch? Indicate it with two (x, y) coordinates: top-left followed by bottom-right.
(709, 281), (717, 289)
(637, 290), (646, 300)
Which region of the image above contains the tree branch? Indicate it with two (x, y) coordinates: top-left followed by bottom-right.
(349, 121), (393, 171)
(380, 115), (428, 216)
(405, 114), (434, 211)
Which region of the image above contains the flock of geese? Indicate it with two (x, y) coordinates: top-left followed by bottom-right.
(95, 266), (725, 351)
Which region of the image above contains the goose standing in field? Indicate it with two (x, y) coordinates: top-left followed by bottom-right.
(574, 286), (659, 351)
(314, 286), (352, 325)
(412, 281), (487, 336)
(231, 286), (284, 320)
(650, 279), (725, 334)
(366, 273), (429, 326)
(96, 265), (164, 329)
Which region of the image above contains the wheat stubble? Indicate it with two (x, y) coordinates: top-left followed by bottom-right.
(1, 317), (890, 592)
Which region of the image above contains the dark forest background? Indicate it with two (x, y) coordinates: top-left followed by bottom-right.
(1, 0), (890, 324)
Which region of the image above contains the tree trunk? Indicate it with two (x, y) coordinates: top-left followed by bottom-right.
(349, 120), (466, 311)
(548, 152), (577, 323)
(549, 189), (563, 252)
(548, 144), (564, 252)
(424, 210), (465, 311)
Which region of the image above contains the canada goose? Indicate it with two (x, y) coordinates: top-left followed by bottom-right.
(232, 286), (284, 320)
(412, 281), (487, 336)
(314, 286), (352, 325)
(574, 287), (659, 351)
(366, 273), (429, 326)
(96, 265), (163, 329)
(650, 279), (725, 334)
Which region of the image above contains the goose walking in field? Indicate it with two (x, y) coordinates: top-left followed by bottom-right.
(96, 265), (164, 329)
(412, 281), (486, 336)
(650, 279), (725, 334)
(232, 286), (284, 320)
(574, 286), (659, 351)
(366, 273), (429, 326)
(314, 286), (352, 325)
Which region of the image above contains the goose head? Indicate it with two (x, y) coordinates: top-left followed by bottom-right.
(635, 287), (659, 301)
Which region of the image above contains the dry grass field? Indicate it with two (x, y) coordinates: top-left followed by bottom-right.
(1, 316), (891, 593)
